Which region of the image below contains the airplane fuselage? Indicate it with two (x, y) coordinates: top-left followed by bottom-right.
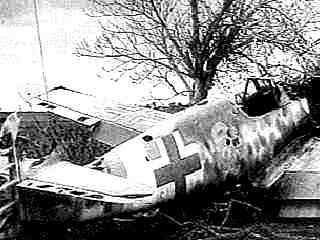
(70, 97), (309, 221)
(18, 95), (310, 222)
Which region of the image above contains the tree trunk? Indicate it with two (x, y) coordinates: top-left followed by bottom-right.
(193, 77), (208, 103)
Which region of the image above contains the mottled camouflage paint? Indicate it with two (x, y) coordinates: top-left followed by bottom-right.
(20, 93), (310, 222)
(77, 96), (309, 221)
(171, 97), (309, 188)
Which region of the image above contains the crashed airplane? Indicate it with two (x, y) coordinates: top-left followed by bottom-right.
(0, 79), (313, 223)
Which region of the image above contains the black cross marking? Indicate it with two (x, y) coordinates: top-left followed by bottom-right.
(154, 133), (201, 197)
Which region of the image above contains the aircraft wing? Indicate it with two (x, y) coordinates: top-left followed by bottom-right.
(30, 86), (172, 147)
(17, 161), (154, 203)
(259, 134), (312, 188)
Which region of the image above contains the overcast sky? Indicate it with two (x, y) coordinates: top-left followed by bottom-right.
(1, 0), (167, 111)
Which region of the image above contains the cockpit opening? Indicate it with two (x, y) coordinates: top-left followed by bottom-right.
(236, 77), (282, 116)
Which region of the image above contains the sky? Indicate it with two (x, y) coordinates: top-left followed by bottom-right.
(1, 0), (279, 111)
(0, 0), (174, 111)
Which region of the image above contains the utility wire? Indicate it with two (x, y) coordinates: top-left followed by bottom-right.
(33, 0), (49, 100)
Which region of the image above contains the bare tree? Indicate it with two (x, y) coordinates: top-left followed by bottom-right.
(76, 0), (320, 103)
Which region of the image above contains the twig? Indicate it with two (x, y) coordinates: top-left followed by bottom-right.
(209, 224), (242, 232)
(230, 199), (262, 212)
(220, 201), (232, 227)
(194, 220), (221, 238)
(220, 199), (262, 228)
(158, 211), (185, 227)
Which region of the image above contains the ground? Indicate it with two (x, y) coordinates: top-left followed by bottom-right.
(20, 204), (320, 240)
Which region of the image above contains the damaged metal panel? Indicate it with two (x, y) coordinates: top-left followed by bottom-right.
(33, 87), (172, 132)
(276, 137), (320, 200)
(18, 161), (154, 201)
(32, 98), (101, 127)
(32, 87), (172, 147)
(278, 172), (320, 200)
(279, 200), (320, 218)
(92, 121), (140, 147)
(275, 136), (320, 217)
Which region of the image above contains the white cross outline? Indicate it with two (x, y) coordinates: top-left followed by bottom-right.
(146, 137), (171, 171)
(146, 130), (201, 186)
(172, 130), (202, 194)
(172, 130), (200, 159)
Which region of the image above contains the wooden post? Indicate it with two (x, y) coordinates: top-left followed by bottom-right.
(0, 150), (21, 239)
(11, 143), (25, 222)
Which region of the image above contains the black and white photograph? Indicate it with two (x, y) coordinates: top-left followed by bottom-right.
(0, 0), (320, 239)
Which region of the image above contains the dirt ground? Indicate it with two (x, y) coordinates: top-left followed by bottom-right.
(20, 215), (320, 240)
(18, 197), (320, 240)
